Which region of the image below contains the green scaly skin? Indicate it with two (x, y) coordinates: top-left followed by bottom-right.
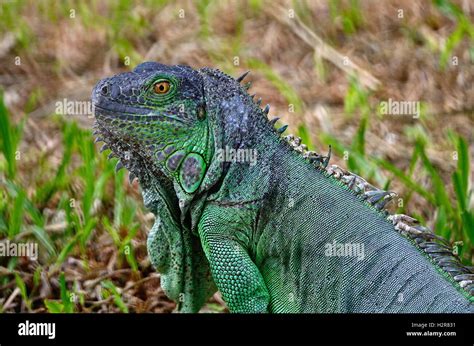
(92, 62), (474, 313)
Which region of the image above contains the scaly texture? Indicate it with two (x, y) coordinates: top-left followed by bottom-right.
(91, 62), (474, 313)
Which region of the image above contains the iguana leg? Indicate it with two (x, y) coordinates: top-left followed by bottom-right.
(198, 206), (270, 313)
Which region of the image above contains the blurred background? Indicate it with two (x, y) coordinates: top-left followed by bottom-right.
(0, 0), (472, 313)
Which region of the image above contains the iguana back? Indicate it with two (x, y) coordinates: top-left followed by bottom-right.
(244, 142), (471, 312)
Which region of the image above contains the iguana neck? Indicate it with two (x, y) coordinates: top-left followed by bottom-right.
(183, 75), (281, 229)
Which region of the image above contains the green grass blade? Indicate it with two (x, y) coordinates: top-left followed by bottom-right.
(8, 187), (26, 237)
(31, 225), (56, 257)
(416, 141), (453, 216)
(102, 280), (129, 313)
(15, 273), (31, 310)
(59, 272), (74, 313)
(44, 299), (64, 313)
(375, 158), (436, 204)
(0, 91), (17, 179)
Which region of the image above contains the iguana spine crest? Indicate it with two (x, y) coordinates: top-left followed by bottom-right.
(233, 70), (474, 299)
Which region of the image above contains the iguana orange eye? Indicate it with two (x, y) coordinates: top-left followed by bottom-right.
(154, 81), (171, 94)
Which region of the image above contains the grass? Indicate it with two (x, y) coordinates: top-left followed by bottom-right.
(247, 58), (305, 114)
(329, 0), (364, 35)
(433, 0), (474, 69)
(0, 0), (472, 313)
(0, 91), (24, 181)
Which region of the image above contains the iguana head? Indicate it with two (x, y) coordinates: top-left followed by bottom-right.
(92, 62), (216, 196)
(92, 62), (266, 201)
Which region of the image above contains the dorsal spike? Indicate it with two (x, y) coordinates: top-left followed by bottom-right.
(361, 190), (378, 201)
(374, 192), (397, 210)
(363, 190), (390, 204)
(277, 125), (288, 134)
(94, 137), (103, 143)
(322, 145), (331, 168)
(128, 172), (137, 184)
(100, 144), (109, 153)
(256, 98), (262, 106)
(269, 117), (280, 126)
(243, 82), (252, 90)
(107, 152), (115, 160)
(263, 104), (270, 115)
(236, 70), (250, 83)
(115, 161), (124, 172)
(250, 93), (256, 99)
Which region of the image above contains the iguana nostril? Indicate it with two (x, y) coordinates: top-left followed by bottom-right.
(100, 84), (109, 96)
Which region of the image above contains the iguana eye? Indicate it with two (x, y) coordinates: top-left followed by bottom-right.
(153, 81), (171, 94)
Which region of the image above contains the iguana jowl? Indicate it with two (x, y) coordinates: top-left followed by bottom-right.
(91, 62), (474, 313)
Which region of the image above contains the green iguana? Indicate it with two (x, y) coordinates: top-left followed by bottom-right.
(91, 62), (474, 313)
